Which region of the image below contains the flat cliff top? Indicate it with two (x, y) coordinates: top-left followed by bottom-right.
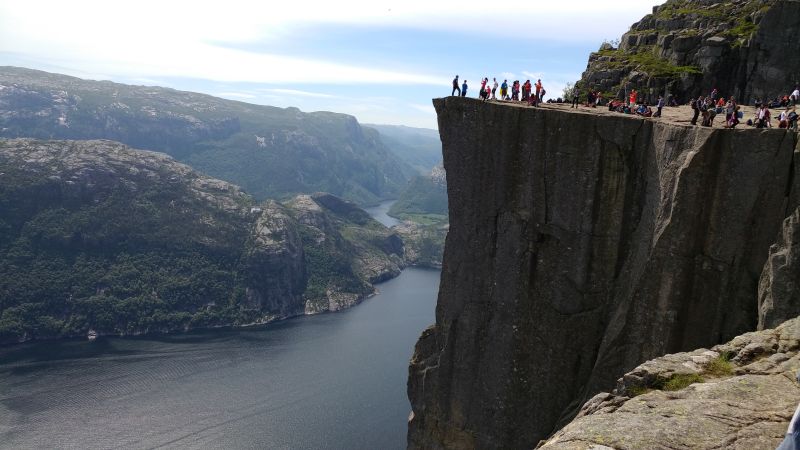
(436, 97), (792, 130)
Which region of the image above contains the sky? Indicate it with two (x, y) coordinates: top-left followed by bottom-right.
(0, 0), (663, 129)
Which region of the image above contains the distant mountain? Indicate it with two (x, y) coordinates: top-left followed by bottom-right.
(0, 66), (415, 205)
(0, 138), (404, 344)
(364, 123), (442, 174)
(389, 164), (448, 223)
(389, 164), (448, 268)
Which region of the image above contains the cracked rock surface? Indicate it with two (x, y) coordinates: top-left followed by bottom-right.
(407, 97), (800, 449)
(538, 316), (800, 450)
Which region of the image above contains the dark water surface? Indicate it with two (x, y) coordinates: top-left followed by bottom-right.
(0, 267), (440, 449)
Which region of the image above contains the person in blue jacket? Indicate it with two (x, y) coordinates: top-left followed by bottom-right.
(461, 80), (468, 97)
(778, 372), (800, 450)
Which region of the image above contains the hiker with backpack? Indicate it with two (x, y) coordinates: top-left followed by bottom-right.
(452, 76), (461, 96)
(500, 80), (508, 100)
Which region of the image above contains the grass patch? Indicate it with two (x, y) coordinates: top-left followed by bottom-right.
(596, 47), (701, 78)
(661, 373), (705, 391)
(703, 353), (735, 377)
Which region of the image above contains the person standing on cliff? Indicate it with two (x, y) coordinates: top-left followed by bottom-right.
(491, 78), (498, 100)
(535, 79), (542, 101)
(500, 80), (508, 100)
(792, 86), (800, 106)
(654, 95), (665, 117)
(452, 75), (461, 96)
(690, 96), (701, 125)
(461, 80), (468, 97)
(629, 89), (638, 109)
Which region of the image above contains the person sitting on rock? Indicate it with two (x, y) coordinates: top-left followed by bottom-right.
(479, 78), (488, 100)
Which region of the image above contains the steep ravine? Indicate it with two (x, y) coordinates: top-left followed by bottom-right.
(407, 98), (800, 449)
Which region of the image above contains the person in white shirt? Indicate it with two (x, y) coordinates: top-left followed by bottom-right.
(792, 86), (800, 106)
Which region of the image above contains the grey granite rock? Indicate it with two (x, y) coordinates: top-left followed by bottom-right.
(407, 98), (800, 449)
(538, 316), (800, 450)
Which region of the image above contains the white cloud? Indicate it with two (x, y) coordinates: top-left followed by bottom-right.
(0, 0), (661, 86)
(261, 88), (339, 99)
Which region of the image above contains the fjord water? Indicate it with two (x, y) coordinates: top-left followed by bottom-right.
(0, 203), (439, 449)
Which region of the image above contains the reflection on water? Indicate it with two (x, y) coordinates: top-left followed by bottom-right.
(0, 268), (440, 450)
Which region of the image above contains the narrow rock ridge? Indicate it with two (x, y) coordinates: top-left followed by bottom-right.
(408, 97), (800, 449)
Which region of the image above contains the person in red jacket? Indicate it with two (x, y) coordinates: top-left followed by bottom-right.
(629, 89), (637, 108)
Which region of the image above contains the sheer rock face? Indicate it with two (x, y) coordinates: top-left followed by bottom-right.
(577, 0), (800, 103)
(407, 97), (800, 449)
(538, 316), (800, 450)
(759, 208), (800, 330)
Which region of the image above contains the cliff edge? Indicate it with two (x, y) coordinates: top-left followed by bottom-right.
(408, 97), (800, 449)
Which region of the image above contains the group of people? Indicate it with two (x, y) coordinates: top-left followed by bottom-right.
(451, 75), (546, 105)
(450, 75), (800, 132)
(688, 86), (799, 130)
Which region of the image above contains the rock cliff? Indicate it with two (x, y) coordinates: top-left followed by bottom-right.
(408, 97), (800, 449)
(577, 0), (800, 103)
(539, 316), (800, 450)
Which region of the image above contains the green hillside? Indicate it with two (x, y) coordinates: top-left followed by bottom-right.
(0, 66), (415, 205)
(364, 123), (442, 173)
(0, 138), (404, 344)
